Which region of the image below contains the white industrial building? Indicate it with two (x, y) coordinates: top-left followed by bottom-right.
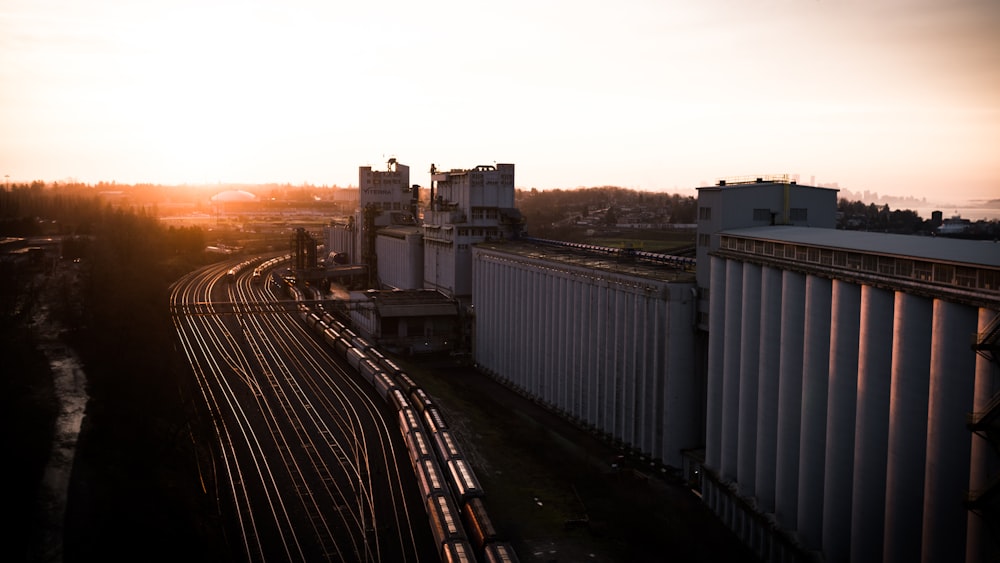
(325, 159), (419, 281)
(694, 176), (838, 328)
(471, 240), (699, 467)
(424, 164), (522, 298)
(320, 164), (999, 563)
(699, 220), (1000, 560)
(376, 225), (424, 290)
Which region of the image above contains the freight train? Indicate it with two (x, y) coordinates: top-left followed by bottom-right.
(281, 280), (519, 563)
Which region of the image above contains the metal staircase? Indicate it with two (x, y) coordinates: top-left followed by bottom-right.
(966, 313), (1000, 514)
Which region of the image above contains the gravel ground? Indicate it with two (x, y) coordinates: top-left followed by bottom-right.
(404, 358), (759, 563)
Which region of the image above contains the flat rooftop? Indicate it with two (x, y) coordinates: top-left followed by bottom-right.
(721, 226), (1000, 268)
(475, 239), (696, 284)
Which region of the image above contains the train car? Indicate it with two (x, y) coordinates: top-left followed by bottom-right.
(358, 358), (381, 385)
(441, 540), (476, 563)
(432, 429), (463, 463)
(374, 371), (397, 401)
(345, 346), (366, 370)
(329, 319), (347, 334)
(366, 347), (386, 366)
(351, 335), (374, 353)
(423, 406), (448, 434)
(379, 357), (403, 378)
(426, 493), (467, 556)
(446, 458), (485, 504)
(410, 388), (434, 414)
(461, 497), (499, 552)
(389, 389), (410, 412)
(306, 312), (322, 330)
(393, 372), (419, 395)
(322, 328), (340, 348)
(398, 406), (421, 437)
(405, 429), (435, 469)
(482, 542), (520, 563)
(226, 268), (237, 283)
(342, 328), (358, 343)
(334, 339), (351, 358)
(415, 457), (449, 501)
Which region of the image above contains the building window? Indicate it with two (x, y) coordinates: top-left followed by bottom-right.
(933, 264), (954, 284)
(699, 206), (712, 220)
(753, 208), (771, 222)
(698, 233), (711, 247)
(790, 208), (808, 222)
(914, 261), (933, 281)
(895, 260), (913, 278)
(878, 257), (895, 275)
(980, 270), (1000, 290)
(956, 267), (977, 288)
(862, 254), (877, 272)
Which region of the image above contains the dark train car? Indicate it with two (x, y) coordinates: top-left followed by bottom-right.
(483, 542), (520, 563)
(334, 338), (351, 358)
(374, 371), (397, 401)
(358, 358), (381, 385)
(426, 493), (467, 556)
(306, 312), (322, 330)
(432, 429), (463, 463)
(441, 540), (476, 563)
(351, 335), (374, 353)
(322, 327), (341, 348)
(415, 457), (449, 501)
(410, 388), (434, 414)
(346, 346), (366, 370)
(379, 357), (403, 377)
(446, 458), (484, 504)
(389, 388), (410, 412)
(398, 407), (421, 438)
(405, 429), (435, 469)
(367, 347), (386, 366)
(394, 371), (419, 395)
(461, 497), (499, 552)
(423, 406), (448, 434)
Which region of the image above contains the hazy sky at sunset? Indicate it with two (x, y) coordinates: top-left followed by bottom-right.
(2, 0), (998, 203)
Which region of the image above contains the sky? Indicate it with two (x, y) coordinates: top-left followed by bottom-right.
(2, 0), (999, 204)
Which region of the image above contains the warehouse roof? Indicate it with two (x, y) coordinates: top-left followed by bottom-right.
(720, 226), (1000, 268)
(474, 238), (696, 283)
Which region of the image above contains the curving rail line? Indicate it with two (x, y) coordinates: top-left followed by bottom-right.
(170, 255), (435, 562)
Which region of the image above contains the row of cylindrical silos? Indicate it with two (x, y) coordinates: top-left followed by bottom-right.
(703, 255), (996, 563)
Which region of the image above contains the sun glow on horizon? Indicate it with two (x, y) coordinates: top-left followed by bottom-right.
(2, 0), (998, 200)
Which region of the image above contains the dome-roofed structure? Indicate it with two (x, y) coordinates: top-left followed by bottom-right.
(210, 189), (258, 203)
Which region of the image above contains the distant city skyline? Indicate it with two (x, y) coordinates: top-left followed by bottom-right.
(2, 1), (998, 204)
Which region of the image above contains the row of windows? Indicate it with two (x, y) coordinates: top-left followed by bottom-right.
(471, 208), (500, 220)
(720, 235), (1000, 292)
(371, 201), (406, 211)
(700, 206), (808, 223)
(456, 228), (496, 237)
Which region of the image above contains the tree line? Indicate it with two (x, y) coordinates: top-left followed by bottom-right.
(1, 185), (225, 561)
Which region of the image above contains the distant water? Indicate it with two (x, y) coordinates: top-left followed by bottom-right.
(909, 206), (1000, 222)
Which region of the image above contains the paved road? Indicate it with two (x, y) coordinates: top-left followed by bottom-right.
(405, 360), (759, 563)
